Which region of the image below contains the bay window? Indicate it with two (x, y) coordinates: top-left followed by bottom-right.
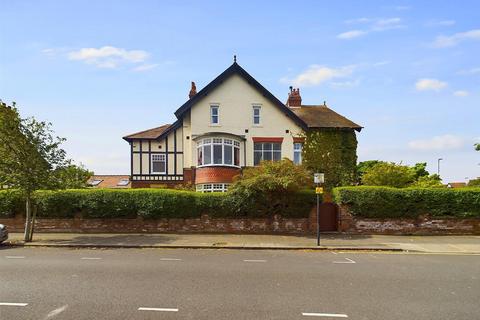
(197, 137), (240, 167)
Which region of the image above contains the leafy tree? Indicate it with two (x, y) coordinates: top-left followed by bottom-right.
(410, 162), (429, 180)
(475, 143), (480, 151)
(0, 101), (69, 241)
(468, 178), (480, 187)
(52, 164), (93, 189)
(227, 159), (312, 215)
(411, 174), (443, 187)
(362, 162), (416, 188)
(357, 160), (383, 183)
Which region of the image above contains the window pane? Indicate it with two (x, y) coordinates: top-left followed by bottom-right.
(264, 143), (272, 151)
(264, 150), (272, 161)
(294, 152), (301, 164)
(197, 148), (203, 165)
(294, 143), (302, 150)
(254, 143), (262, 151)
(204, 145), (211, 164)
(213, 145), (222, 164)
(254, 116), (260, 125)
(224, 145), (233, 164)
(254, 151), (262, 165)
(273, 143), (281, 151)
(234, 147), (240, 166)
(212, 115), (218, 124)
(272, 151), (281, 161)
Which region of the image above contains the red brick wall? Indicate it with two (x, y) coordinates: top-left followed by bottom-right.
(195, 167), (241, 184)
(0, 214), (310, 234)
(337, 205), (480, 234)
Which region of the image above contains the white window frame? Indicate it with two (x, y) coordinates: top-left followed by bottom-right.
(252, 105), (261, 125)
(197, 137), (241, 168)
(293, 142), (302, 165)
(151, 154), (166, 174)
(196, 183), (229, 193)
(210, 105), (219, 125)
(253, 142), (282, 166)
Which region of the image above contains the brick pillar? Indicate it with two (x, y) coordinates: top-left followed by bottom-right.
(337, 205), (355, 232)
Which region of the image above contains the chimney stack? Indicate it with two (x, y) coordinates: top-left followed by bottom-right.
(287, 87), (302, 107)
(189, 81), (197, 99)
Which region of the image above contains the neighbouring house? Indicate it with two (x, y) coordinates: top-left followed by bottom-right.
(123, 58), (362, 191)
(87, 175), (131, 188)
(447, 182), (467, 188)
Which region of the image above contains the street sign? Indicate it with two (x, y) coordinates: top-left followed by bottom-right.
(314, 173), (325, 184)
(315, 187), (323, 194)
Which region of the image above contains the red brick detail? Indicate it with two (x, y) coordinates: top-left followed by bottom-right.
(252, 137), (284, 143)
(287, 87), (302, 107)
(195, 167), (241, 184)
(183, 168), (195, 184)
(293, 137), (305, 143)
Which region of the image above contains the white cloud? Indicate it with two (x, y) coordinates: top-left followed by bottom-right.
(426, 20), (456, 27)
(432, 29), (480, 48)
(394, 5), (411, 11)
(283, 65), (356, 87)
(453, 90), (469, 97)
(408, 135), (465, 151)
(338, 17), (404, 40)
(132, 63), (159, 72)
(337, 30), (367, 39)
(415, 78), (448, 91)
(68, 46), (149, 68)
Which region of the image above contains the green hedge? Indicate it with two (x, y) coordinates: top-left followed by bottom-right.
(0, 188), (316, 219)
(0, 190), (23, 218)
(333, 186), (480, 218)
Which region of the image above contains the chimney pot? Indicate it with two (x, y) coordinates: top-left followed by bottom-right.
(287, 87), (302, 107)
(189, 81), (197, 99)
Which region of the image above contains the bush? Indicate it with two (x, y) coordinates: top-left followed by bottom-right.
(333, 186), (480, 218)
(0, 190), (23, 217)
(0, 188), (315, 219)
(468, 178), (480, 187)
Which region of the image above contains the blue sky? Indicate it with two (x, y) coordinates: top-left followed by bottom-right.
(1, 0), (479, 182)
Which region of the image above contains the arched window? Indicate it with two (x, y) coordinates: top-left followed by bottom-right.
(197, 137), (240, 167)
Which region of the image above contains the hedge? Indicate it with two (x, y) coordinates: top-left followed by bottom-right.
(0, 188), (316, 219)
(333, 186), (480, 218)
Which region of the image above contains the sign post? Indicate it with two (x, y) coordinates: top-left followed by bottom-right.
(314, 173), (325, 246)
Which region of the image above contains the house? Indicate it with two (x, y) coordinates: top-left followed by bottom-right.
(87, 175), (131, 188)
(123, 58), (361, 191)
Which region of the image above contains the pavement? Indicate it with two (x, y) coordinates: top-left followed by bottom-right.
(0, 247), (479, 319)
(4, 232), (480, 254)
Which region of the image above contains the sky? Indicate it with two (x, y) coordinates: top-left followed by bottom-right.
(0, 0), (479, 182)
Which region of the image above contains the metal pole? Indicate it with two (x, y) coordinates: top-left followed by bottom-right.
(316, 192), (320, 246)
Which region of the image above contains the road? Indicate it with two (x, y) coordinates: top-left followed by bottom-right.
(0, 247), (479, 320)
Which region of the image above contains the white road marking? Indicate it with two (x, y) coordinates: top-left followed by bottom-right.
(243, 259), (267, 262)
(331, 252), (338, 255)
(160, 258), (182, 261)
(138, 307), (178, 312)
(5, 256), (25, 259)
(333, 258), (356, 264)
(302, 312), (348, 318)
(44, 305), (68, 319)
(80, 257), (102, 260)
(0, 302), (28, 307)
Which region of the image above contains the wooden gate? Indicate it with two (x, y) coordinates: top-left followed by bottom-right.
(319, 202), (338, 231)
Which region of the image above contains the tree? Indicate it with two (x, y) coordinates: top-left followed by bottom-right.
(468, 178), (480, 187)
(0, 101), (69, 241)
(411, 174), (443, 187)
(357, 160), (383, 184)
(475, 143), (480, 151)
(52, 164), (93, 189)
(362, 162), (416, 188)
(410, 162), (429, 180)
(228, 159), (312, 215)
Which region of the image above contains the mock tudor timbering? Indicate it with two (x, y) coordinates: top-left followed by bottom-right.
(123, 60), (362, 191)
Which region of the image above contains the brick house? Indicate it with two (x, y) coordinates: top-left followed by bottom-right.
(123, 59), (361, 191)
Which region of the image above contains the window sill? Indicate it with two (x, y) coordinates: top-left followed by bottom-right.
(209, 124), (221, 127)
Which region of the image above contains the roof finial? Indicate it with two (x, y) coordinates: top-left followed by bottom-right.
(323, 100), (327, 106)
(234, 55), (237, 63)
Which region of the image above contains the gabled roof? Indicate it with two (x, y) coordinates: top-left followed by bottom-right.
(290, 105), (363, 131)
(174, 62), (308, 130)
(87, 175), (131, 188)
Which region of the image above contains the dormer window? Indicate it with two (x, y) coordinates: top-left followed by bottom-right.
(253, 105), (261, 125)
(210, 105), (219, 125)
